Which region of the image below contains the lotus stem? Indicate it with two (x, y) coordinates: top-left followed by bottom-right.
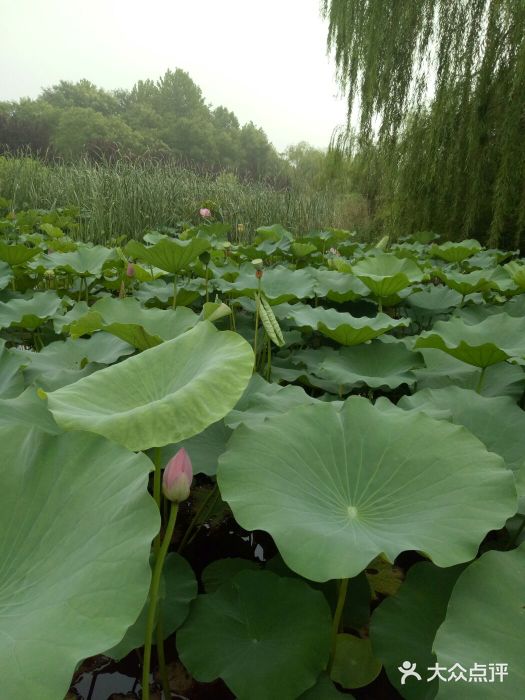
(253, 275), (263, 371)
(172, 275), (178, 308)
(476, 366), (486, 394)
(142, 502), (179, 700)
(156, 617), (170, 700)
(205, 263), (209, 304)
(327, 578), (349, 675)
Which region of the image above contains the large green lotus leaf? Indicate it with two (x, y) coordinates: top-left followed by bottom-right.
(133, 279), (173, 305)
(202, 558), (260, 593)
(70, 296), (198, 347)
(351, 254), (424, 297)
(159, 419), (232, 476)
(0, 339), (26, 397)
(255, 223), (294, 242)
(312, 268), (369, 302)
(177, 569), (331, 700)
(313, 341), (424, 391)
(406, 285), (462, 313)
(224, 374), (323, 429)
(47, 322), (254, 451)
(430, 239), (482, 262)
(280, 303), (409, 345)
(414, 348), (525, 399)
(0, 291), (64, 330)
(15, 333), (133, 370)
(0, 241), (40, 266)
(0, 387), (61, 433)
(331, 634), (382, 689)
(435, 268), (502, 296)
(291, 241), (317, 258)
(370, 562), (464, 700)
(0, 260), (13, 289)
(415, 313), (525, 367)
(46, 245), (115, 276)
(126, 237), (210, 273)
(434, 545), (525, 699)
(217, 264), (317, 304)
(105, 552), (197, 660)
(52, 300), (90, 333)
(14, 334), (134, 390)
(504, 260), (525, 290)
(398, 387), (525, 507)
(217, 399), (517, 582)
(265, 554), (371, 630)
(0, 425), (159, 700)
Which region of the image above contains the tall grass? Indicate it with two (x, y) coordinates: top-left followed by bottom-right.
(0, 155), (357, 243)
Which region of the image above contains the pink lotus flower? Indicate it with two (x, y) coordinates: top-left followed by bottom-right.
(199, 207), (212, 218)
(162, 448), (193, 503)
(126, 262), (135, 277)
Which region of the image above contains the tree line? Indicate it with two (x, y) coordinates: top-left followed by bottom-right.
(0, 69), (293, 181)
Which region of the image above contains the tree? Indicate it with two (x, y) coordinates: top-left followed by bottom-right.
(323, 0), (525, 248)
(51, 107), (146, 160)
(41, 79), (119, 116)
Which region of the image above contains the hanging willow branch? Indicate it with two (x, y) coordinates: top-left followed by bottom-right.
(322, 0), (525, 249)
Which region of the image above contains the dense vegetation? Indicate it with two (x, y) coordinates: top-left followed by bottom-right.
(0, 69), (285, 179)
(323, 0), (525, 250)
(0, 156), (368, 242)
(0, 207), (524, 698)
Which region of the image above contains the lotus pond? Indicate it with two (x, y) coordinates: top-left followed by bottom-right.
(0, 208), (524, 700)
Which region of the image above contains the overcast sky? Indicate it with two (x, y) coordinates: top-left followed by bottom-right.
(0, 0), (348, 151)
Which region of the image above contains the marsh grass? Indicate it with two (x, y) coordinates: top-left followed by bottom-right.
(0, 155), (352, 243)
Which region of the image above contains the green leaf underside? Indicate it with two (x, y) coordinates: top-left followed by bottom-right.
(47, 322), (254, 451)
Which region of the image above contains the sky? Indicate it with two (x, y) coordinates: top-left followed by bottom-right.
(0, 0), (349, 152)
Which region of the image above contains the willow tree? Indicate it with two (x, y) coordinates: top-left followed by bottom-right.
(323, 0), (525, 249)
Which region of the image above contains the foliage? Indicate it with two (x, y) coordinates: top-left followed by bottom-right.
(0, 212), (524, 699)
(323, 0), (525, 249)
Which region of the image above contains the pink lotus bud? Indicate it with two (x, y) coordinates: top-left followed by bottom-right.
(162, 448), (193, 503)
(199, 207), (212, 218)
(126, 263), (135, 277)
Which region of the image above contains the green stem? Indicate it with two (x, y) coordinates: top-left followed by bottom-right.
(476, 366), (487, 394)
(253, 297), (260, 371)
(253, 277), (262, 371)
(205, 264), (209, 304)
(156, 617), (170, 700)
(177, 483), (219, 553)
(327, 578), (349, 675)
(142, 503), (179, 700)
(172, 275), (178, 309)
(378, 298), (383, 314)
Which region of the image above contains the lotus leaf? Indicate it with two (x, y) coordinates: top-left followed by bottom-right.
(177, 569), (331, 700)
(430, 239), (482, 262)
(434, 545), (525, 699)
(0, 425), (159, 700)
(415, 313), (525, 367)
(47, 322), (254, 450)
(125, 237), (210, 273)
(370, 562), (464, 699)
(218, 398), (517, 581)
